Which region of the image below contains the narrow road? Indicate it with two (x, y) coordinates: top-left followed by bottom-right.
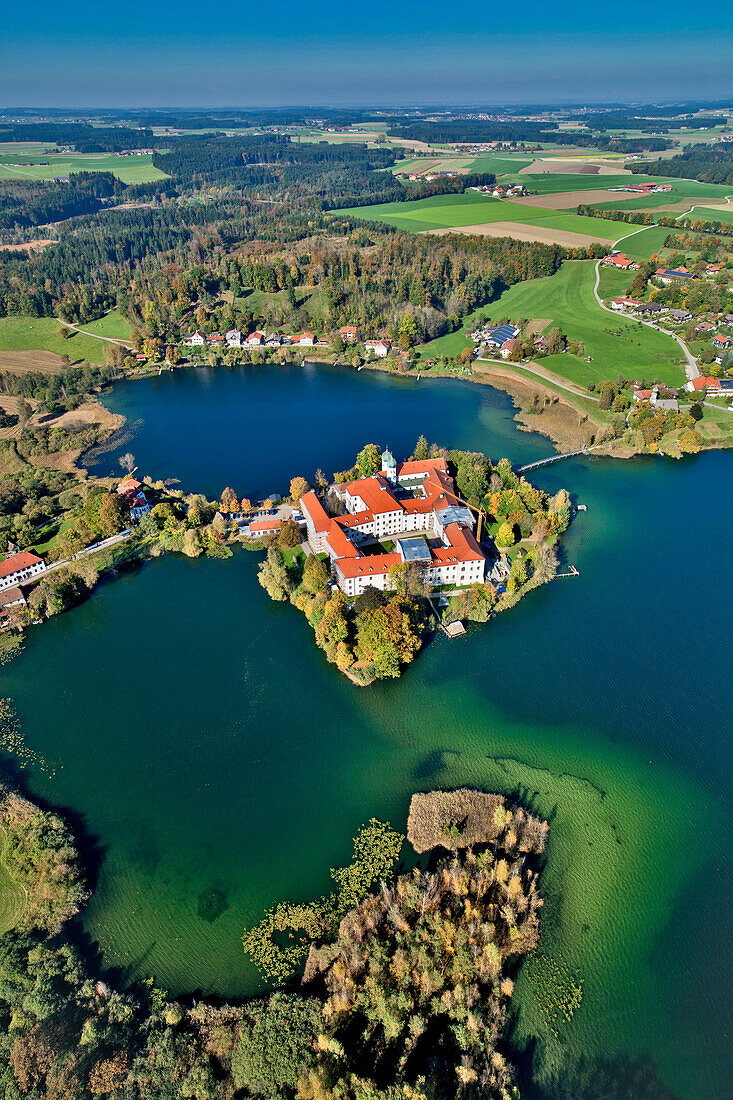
(56, 317), (134, 350)
(40, 529), (133, 578)
(591, 223), (700, 381)
(475, 357), (600, 401)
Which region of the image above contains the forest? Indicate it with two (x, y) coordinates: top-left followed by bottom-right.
(629, 144), (733, 185)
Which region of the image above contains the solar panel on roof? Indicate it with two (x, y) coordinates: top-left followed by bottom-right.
(486, 324), (519, 345)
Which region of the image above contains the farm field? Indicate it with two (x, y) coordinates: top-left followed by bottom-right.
(613, 225), (676, 263)
(0, 828), (25, 936)
(682, 203), (733, 223)
(0, 153), (167, 184)
(418, 261), (685, 387)
(391, 153), (534, 177)
(596, 265), (635, 300)
(337, 192), (613, 243)
(0, 313), (130, 365)
(592, 175), (733, 212)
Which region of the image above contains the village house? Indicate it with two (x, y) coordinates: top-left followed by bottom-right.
(603, 253), (637, 270)
(185, 331), (206, 347)
(0, 585), (26, 628)
(340, 325), (358, 343)
(0, 551), (45, 592)
(655, 267), (693, 285)
(499, 338), (521, 359)
(610, 297), (641, 312)
(686, 375), (725, 394)
(365, 339), (391, 358)
(713, 333), (731, 350)
(117, 479), (151, 522)
(245, 331), (265, 346)
(668, 309), (692, 323)
(292, 332), (315, 347)
(226, 329), (242, 347)
(635, 301), (666, 317)
(299, 452), (486, 598)
(265, 333), (282, 347)
(695, 321), (715, 333)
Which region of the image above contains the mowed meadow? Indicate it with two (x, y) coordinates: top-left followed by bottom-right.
(337, 192), (614, 243)
(418, 261), (686, 388)
(0, 152), (167, 184)
(0, 313), (132, 367)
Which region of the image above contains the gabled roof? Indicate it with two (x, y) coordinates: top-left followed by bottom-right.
(300, 491), (331, 533)
(0, 551), (42, 579)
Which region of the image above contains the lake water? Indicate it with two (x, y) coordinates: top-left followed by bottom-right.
(3, 364), (731, 1099)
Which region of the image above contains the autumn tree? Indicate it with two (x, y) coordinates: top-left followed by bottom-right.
(355, 443), (382, 478)
(118, 452), (135, 474)
(258, 548), (293, 601)
(98, 493), (126, 536)
(495, 521), (516, 548)
(289, 476), (309, 504)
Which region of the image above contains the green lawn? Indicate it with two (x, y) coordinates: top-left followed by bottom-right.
(596, 266), (634, 300)
(0, 153), (167, 184)
(336, 192), (613, 240)
(681, 203), (733, 224)
(0, 312), (130, 363)
(612, 225), (675, 263)
(418, 261), (685, 387)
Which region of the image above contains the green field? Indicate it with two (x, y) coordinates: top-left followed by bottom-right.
(0, 152), (167, 184)
(596, 265), (635, 300)
(391, 153), (533, 177)
(522, 173), (639, 194)
(0, 312), (131, 363)
(612, 225), (676, 263)
(418, 261), (685, 387)
(337, 192), (614, 240)
(682, 203), (733, 224)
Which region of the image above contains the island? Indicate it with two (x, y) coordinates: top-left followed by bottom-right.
(253, 441), (571, 683)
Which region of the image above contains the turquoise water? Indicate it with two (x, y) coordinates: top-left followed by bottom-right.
(2, 365), (731, 1098)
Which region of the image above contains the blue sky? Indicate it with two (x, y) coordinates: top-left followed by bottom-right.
(3, 0), (732, 107)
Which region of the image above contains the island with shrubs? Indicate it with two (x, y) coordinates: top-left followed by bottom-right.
(254, 439), (571, 683)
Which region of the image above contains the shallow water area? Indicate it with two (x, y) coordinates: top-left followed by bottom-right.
(3, 363), (730, 1099)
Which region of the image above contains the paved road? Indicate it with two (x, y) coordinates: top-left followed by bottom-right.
(595, 214), (708, 381)
(475, 357), (600, 401)
(40, 529), (133, 577)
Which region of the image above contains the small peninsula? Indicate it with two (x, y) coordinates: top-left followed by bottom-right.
(252, 440), (571, 682)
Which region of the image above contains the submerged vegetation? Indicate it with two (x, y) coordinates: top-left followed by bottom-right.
(0, 777), (555, 1099)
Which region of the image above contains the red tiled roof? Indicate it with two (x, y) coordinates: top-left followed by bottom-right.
(300, 491), (331, 533)
(344, 476), (401, 515)
(0, 551), (42, 579)
(335, 552), (401, 579)
(250, 518), (282, 533)
(326, 524), (359, 559)
(396, 457), (447, 476)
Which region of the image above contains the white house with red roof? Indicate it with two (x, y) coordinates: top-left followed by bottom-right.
(116, 479), (151, 522)
(713, 333), (731, 350)
(245, 331), (265, 346)
(365, 339), (391, 358)
(185, 331), (206, 347)
(603, 253), (637, 270)
(300, 451), (486, 598)
(0, 551), (46, 591)
(340, 325), (358, 343)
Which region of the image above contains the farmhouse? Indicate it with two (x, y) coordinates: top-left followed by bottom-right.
(686, 375), (724, 394)
(603, 253), (637, 270)
(300, 452), (486, 598)
(340, 325), (359, 343)
(0, 551), (45, 592)
(610, 297), (641, 311)
(655, 267), (693, 285)
(365, 339), (392, 357)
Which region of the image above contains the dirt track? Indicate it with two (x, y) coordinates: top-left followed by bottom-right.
(425, 221), (613, 247)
